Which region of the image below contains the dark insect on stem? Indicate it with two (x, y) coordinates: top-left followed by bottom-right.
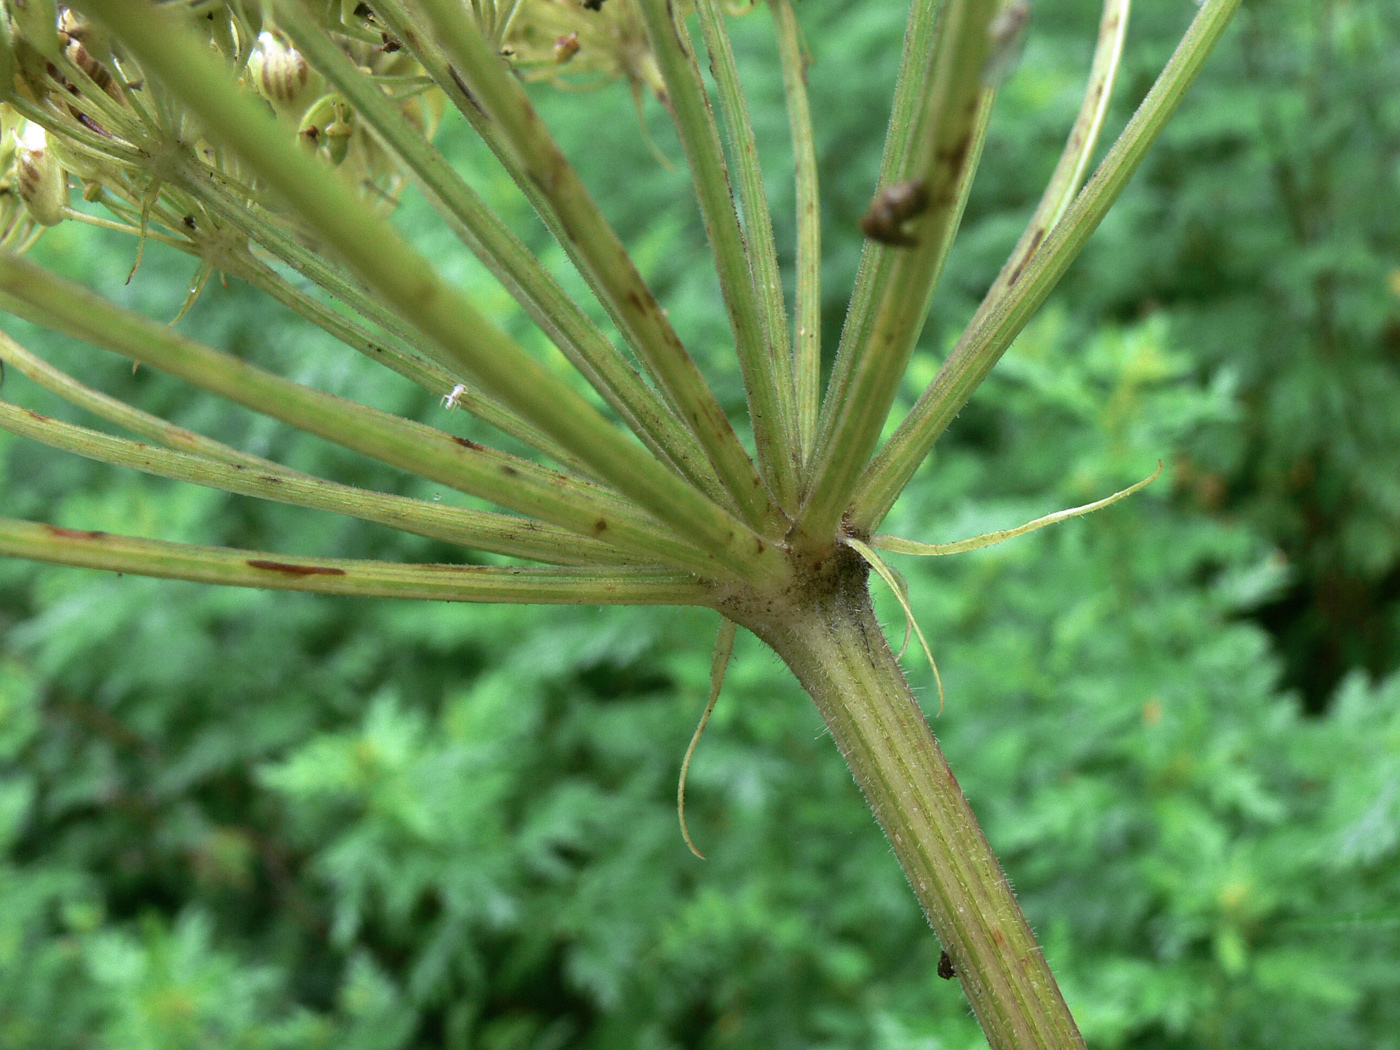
(554, 32), (580, 63)
(858, 179), (930, 247)
(582, 0), (609, 10)
(938, 949), (956, 980)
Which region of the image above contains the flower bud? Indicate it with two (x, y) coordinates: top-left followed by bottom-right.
(208, 9), (240, 62)
(248, 33), (315, 111)
(296, 94), (337, 152)
(324, 109), (353, 167)
(15, 120), (67, 226)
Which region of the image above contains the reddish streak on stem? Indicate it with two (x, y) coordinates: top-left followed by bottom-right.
(45, 525), (106, 540)
(246, 559), (348, 576)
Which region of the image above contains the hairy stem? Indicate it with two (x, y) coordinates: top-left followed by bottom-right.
(799, 0), (996, 540)
(75, 0), (787, 584)
(0, 518), (706, 605)
(734, 562), (1085, 1050)
(637, 0), (797, 511)
(399, 0), (781, 533)
(771, 0), (822, 460)
(275, 1), (719, 496)
(851, 0), (1244, 530)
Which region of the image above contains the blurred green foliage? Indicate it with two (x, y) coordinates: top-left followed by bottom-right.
(3, 1), (1399, 1048)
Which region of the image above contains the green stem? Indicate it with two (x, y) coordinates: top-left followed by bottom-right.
(0, 517), (706, 605)
(850, 0), (1243, 531)
(770, 0), (822, 461)
(73, 0), (788, 585)
(0, 256), (719, 576)
(799, 0), (996, 542)
(223, 256), (597, 478)
(690, 0), (799, 506)
(809, 0), (939, 467)
(0, 329), (314, 475)
(274, 2), (724, 502)
(106, 163), (587, 473)
(731, 562), (1085, 1050)
(398, 0), (781, 534)
(1009, 0), (1131, 242)
(0, 401), (630, 566)
(629, 0), (795, 514)
(851, 0), (1129, 501)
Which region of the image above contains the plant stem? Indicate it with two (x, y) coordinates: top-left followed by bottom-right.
(637, 0), (797, 511)
(0, 401), (629, 566)
(850, 0), (1244, 532)
(799, 0), (996, 540)
(74, 0), (787, 584)
(806, 0), (940, 464)
(274, 3), (724, 501)
(0, 259), (715, 576)
(691, 0), (800, 505)
(770, 0), (822, 461)
(221, 256), (596, 479)
(398, 0), (782, 534)
(0, 517), (706, 605)
(730, 559), (1085, 1050)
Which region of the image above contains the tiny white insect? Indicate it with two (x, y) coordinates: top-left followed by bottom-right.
(441, 383), (469, 410)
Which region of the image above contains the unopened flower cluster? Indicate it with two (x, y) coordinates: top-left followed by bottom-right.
(0, 1), (443, 268)
(0, 0), (713, 264)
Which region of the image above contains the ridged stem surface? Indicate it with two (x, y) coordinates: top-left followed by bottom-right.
(736, 565), (1086, 1050)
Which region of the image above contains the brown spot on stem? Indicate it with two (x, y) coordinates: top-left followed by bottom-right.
(1007, 228), (1045, 287)
(594, 519), (608, 533)
(937, 132), (972, 173)
(247, 559), (347, 576)
(45, 525), (105, 540)
(665, 0), (689, 56)
(447, 66), (483, 114)
(452, 436), (485, 451)
(500, 465), (519, 477)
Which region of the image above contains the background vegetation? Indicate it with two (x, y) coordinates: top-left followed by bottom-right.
(3, 0), (1398, 1047)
